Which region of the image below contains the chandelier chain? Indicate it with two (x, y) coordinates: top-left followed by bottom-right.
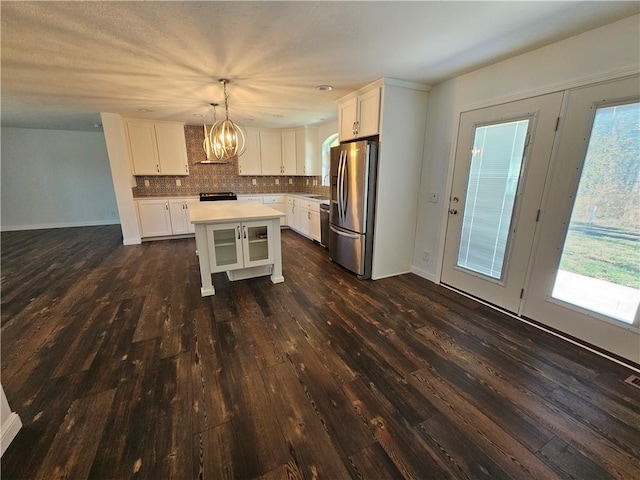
(222, 80), (230, 121)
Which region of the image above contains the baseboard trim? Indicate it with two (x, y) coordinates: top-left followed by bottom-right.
(1, 220), (120, 232)
(123, 237), (142, 245)
(1, 412), (22, 456)
(410, 266), (438, 283)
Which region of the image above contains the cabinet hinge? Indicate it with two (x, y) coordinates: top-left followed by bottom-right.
(554, 116), (560, 132)
(520, 288), (525, 299)
(536, 209), (541, 222)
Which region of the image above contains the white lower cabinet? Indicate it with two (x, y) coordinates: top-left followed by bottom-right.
(237, 195), (264, 204)
(295, 201), (311, 237)
(168, 199), (195, 234)
(286, 197), (295, 227)
(206, 220), (273, 273)
(289, 197), (322, 240)
(137, 198), (196, 238)
(309, 210), (321, 241)
(137, 199), (172, 237)
(263, 195), (286, 226)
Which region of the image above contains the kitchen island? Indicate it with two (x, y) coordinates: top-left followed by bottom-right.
(189, 201), (285, 296)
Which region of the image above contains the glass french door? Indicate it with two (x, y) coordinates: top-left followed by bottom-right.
(523, 76), (640, 363)
(441, 93), (563, 312)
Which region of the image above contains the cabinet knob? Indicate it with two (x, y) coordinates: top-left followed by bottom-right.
(243, 226), (247, 239)
(165, 202), (168, 210)
(237, 226), (241, 239)
(157, 164), (160, 173)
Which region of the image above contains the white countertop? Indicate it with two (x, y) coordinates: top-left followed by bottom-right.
(189, 200), (284, 224)
(135, 192), (328, 202)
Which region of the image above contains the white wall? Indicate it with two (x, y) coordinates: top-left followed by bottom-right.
(317, 119), (338, 146)
(412, 14), (640, 281)
(1, 127), (120, 231)
(100, 113), (141, 245)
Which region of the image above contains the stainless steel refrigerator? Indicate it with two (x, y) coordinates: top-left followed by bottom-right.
(329, 140), (378, 278)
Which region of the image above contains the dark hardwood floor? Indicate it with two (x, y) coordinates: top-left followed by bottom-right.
(1, 225), (639, 479)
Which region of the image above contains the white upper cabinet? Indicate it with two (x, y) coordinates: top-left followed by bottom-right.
(338, 86), (381, 141)
(295, 126), (320, 176)
(239, 128), (262, 176)
(154, 123), (190, 175)
(126, 121), (159, 175)
(259, 130), (283, 175)
(126, 119), (189, 175)
(281, 130), (297, 175)
(238, 126), (319, 176)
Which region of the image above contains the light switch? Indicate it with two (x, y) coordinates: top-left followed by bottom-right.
(275, 178), (280, 185)
(144, 179), (150, 187)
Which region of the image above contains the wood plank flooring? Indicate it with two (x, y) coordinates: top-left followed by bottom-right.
(1, 225), (639, 479)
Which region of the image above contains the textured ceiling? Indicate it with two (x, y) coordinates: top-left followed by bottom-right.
(1, 1), (638, 131)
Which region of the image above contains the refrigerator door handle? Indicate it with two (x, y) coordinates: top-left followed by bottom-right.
(339, 150), (347, 221)
(337, 150), (345, 223)
(330, 225), (360, 239)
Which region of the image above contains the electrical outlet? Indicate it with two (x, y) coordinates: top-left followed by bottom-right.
(429, 193), (438, 203)
(252, 178), (257, 185)
(422, 251), (430, 262)
(289, 178), (293, 184)
(176, 179), (181, 186)
(144, 179), (150, 187)
(275, 178), (279, 185)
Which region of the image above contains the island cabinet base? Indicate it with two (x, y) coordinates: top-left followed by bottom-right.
(192, 204), (284, 296)
(227, 264), (282, 283)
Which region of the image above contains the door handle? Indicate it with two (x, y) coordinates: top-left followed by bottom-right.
(243, 226), (247, 239)
(237, 226), (241, 239)
(330, 225), (360, 239)
(449, 209), (458, 215)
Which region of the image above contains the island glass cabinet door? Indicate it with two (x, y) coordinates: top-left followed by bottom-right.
(241, 220), (273, 268)
(206, 223), (245, 273)
(205, 220), (274, 273)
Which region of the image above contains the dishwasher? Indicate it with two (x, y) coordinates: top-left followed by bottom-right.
(319, 203), (330, 248)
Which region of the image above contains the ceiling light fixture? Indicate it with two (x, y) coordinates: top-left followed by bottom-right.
(209, 79), (246, 162)
(316, 85), (333, 91)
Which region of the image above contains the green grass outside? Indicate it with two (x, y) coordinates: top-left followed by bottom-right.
(559, 224), (640, 289)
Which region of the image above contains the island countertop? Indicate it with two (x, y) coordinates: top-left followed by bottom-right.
(189, 200), (285, 224)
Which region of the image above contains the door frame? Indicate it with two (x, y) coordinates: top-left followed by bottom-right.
(520, 75), (640, 363)
(440, 92), (564, 313)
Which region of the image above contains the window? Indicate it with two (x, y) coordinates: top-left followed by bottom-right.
(552, 101), (639, 323)
(457, 119), (530, 279)
(321, 133), (339, 186)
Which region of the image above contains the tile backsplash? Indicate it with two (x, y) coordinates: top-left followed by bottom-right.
(134, 125), (330, 197)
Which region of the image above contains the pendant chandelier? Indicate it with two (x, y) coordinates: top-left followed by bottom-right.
(209, 79), (246, 162)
